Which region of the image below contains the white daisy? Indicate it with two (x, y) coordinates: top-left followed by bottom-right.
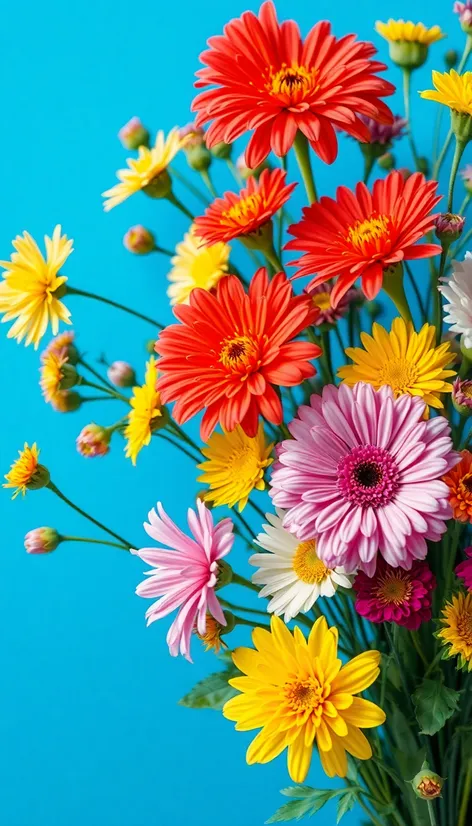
(249, 509), (353, 622)
(439, 253), (472, 349)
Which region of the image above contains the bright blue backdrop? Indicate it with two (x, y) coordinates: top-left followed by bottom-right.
(0, 2), (468, 824)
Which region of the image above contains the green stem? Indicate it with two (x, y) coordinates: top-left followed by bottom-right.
(47, 482), (133, 549)
(423, 648), (444, 679)
(403, 69), (421, 170)
(321, 331), (334, 383)
(411, 630), (429, 668)
(432, 104), (444, 167)
(444, 520), (462, 603)
(67, 287), (163, 330)
(232, 572), (260, 593)
(459, 193), (471, 217)
(61, 535), (129, 551)
(219, 599), (270, 620)
(404, 261), (427, 323)
(433, 37), (472, 180)
(332, 324), (346, 359)
(80, 378), (129, 404)
(226, 158), (242, 186)
(78, 357), (116, 392)
(154, 244), (174, 257)
(426, 800), (438, 826)
(82, 395), (115, 403)
(448, 139), (467, 213)
(264, 244), (284, 273)
(234, 615), (271, 631)
(168, 421), (202, 455)
(383, 265), (413, 323)
(247, 498), (266, 521)
(199, 169), (218, 198)
(293, 131), (318, 203)
(450, 225), (472, 261)
(233, 510), (256, 546)
(362, 151), (376, 185)
(167, 191), (195, 221)
(156, 432), (201, 464)
(433, 250), (447, 344)
(169, 166), (209, 206)
(357, 795), (386, 826)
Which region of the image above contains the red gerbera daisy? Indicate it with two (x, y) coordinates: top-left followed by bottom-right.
(194, 168), (296, 246)
(191, 1), (395, 168)
(286, 170), (442, 305)
(155, 269), (321, 439)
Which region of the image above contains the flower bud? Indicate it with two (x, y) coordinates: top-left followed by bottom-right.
(397, 167), (413, 181)
(417, 156), (430, 176)
(445, 48), (459, 69)
(435, 212), (466, 245)
(452, 377), (472, 415)
(236, 153), (271, 180)
(454, 1), (472, 34)
(194, 610), (235, 653)
(76, 423), (111, 458)
(211, 141), (233, 160)
(26, 464), (50, 491)
(145, 338), (157, 354)
(51, 391), (82, 413)
(107, 360), (136, 388)
(119, 117), (150, 150)
(24, 527), (60, 554)
(411, 765), (444, 799)
(143, 169), (172, 199)
(378, 151), (395, 170)
(388, 41), (428, 70)
(215, 559), (233, 589)
(123, 226), (156, 255)
(58, 363), (79, 391)
(180, 123), (212, 172)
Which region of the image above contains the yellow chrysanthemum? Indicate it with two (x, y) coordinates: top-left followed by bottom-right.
(223, 615), (385, 781)
(0, 225), (73, 349)
(420, 70), (472, 115)
(167, 225), (230, 305)
(338, 318), (455, 410)
(197, 423), (274, 511)
(124, 357), (163, 465)
(40, 350), (68, 403)
(3, 443), (49, 499)
(102, 129), (181, 212)
(437, 592), (472, 672)
(375, 19), (444, 45)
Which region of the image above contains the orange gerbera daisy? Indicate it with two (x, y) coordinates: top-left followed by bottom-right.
(194, 169), (296, 246)
(155, 269), (321, 440)
(286, 171), (441, 304)
(191, 1), (395, 168)
(444, 450), (472, 523)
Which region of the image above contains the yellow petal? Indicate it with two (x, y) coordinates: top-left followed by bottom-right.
(341, 697), (386, 728)
(287, 728), (313, 783)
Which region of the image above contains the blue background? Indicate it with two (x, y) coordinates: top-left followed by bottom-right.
(0, 2), (468, 824)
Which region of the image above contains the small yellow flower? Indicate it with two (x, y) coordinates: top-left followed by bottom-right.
(167, 225), (230, 305)
(102, 129), (181, 211)
(0, 226), (72, 349)
(124, 357), (163, 465)
(197, 423), (273, 511)
(420, 70), (472, 115)
(338, 318), (455, 411)
(40, 350), (68, 403)
(437, 592), (472, 671)
(375, 19), (444, 45)
(3, 443), (49, 499)
(223, 615), (385, 782)
(195, 614), (228, 654)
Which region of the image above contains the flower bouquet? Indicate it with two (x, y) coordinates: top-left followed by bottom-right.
(4, 2), (472, 824)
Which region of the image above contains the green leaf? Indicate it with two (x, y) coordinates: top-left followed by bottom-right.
(280, 786), (321, 799)
(178, 665), (238, 710)
(336, 790), (358, 823)
(266, 788), (358, 823)
(413, 677), (460, 736)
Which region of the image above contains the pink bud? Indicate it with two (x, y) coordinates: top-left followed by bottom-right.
(118, 117), (149, 150)
(107, 361), (136, 388)
(123, 226), (155, 255)
(76, 424), (111, 458)
(25, 527), (60, 554)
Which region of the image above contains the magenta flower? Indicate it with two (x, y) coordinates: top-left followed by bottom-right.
(454, 1), (472, 30)
(358, 114), (407, 145)
(456, 547), (472, 589)
(132, 500), (234, 661)
(353, 558), (436, 630)
(270, 383), (457, 576)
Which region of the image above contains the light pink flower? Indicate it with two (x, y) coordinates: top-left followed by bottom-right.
(270, 383), (458, 576)
(132, 500), (234, 661)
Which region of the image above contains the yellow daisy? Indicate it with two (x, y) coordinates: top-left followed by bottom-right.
(40, 350), (69, 403)
(437, 592), (472, 672)
(3, 443), (49, 499)
(197, 423), (274, 511)
(167, 225), (230, 305)
(375, 19), (444, 45)
(0, 226), (73, 349)
(223, 615), (385, 781)
(338, 318), (456, 410)
(124, 357), (164, 465)
(102, 129), (181, 212)
(420, 70), (472, 115)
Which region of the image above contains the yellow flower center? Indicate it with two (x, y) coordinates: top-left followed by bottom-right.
(268, 64), (319, 102)
(284, 677), (325, 711)
(463, 384), (472, 399)
(377, 358), (420, 394)
(292, 540), (331, 584)
(312, 291), (332, 312)
(219, 335), (259, 372)
(375, 572), (411, 606)
(346, 214), (391, 254)
(456, 609), (472, 646)
(221, 194), (263, 228)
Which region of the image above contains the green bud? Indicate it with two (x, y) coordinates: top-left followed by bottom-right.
(411, 763), (444, 799)
(145, 338), (157, 355)
(215, 559), (233, 590)
(221, 610), (236, 636)
(378, 151), (395, 170)
(26, 464), (50, 491)
(366, 299), (383, 320)
(143, 169), (172, 199)
(445, 48), (459, 69)
(185, 144), (212, 172)
(417, 156), (430, 176)
(59, 363), (79, 391)
(211, 141), (233, 160)
(389, 41), (428, 69)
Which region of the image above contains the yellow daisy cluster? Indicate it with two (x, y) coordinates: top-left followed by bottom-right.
(124, 357), (164, 465)
(167, 225), (230, 305)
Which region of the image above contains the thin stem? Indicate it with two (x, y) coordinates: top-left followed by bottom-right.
(293, 131), (318, 203)
(168, 420), (202, 455)
(82, 395), (115, 403)
(154, 244), (174, 257)
(433, 250), (447, 344)
(321, 331), (334, 383)
(232, 571), (260, 593)
(234, 615), (271, 631)
(411, 630), (429, 668)
(78, 357), (116, 392)
(432, 105), (444, 167)
(67, 287), (163, 330)
(404, 261), (427, 323)
(237, 239), (263, 270)
(426, 800), (438, 826)
(357, 796), (386, 826)
(169, 165), (209, 206)
(80, 378), (129, 404)
(219, 598), (269, 619)
(450, 225), (472, 261)
(47, 482), (133, 549)
(226, 158), (242, 186)
(156, 432), (201, 464)
(423, 648), (444, 679)
(247, 498), (266, 521)
(332, 324), (346, 359)
(199, 169), (218, 198)
(61, 535), (129, 551)
(459, 193), (471, 217)
(448, 139), (467, 213)
(233, 510), (256, 546)
(167, 191), (195, 221)
(362, 151), (376, 185)
(264, 244), (284, 273)
(403, 69), (420, 170)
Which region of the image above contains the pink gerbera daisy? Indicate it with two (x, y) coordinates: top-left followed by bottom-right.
(269, 383), (457, 575)
(456, 547), (472, 590)
(132, 500), (234, 661)
(353, 558), (436, 630)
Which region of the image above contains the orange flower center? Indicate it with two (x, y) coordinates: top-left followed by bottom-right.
(460, 472), (472, 496)
(221, 194), (263, 229)
(374, 571), (412, 606)
(268, 63), (319, 104)
(346, 213), (392, 255)
(219, 334), (260, 373)
(284, 677), (325, 711)
(457, 609), (472, 645)
(195, 614), (227, 653)
(292, 539), (331, 584)
(312, 291), (332, 312)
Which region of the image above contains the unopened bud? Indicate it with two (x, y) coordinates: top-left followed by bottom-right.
(59, 363), (79, 391)
(107, 360), (136, 388)
(124, 226), (156, 255)
(411, 764), (444, 799)
(180, 123), (212, 171)
(435, 212), (466, 245)
(51, 391), (82, 413)
(76, 423), (111, 458)
(119, 117), (150, 150)
(453, 377), (472, 415)
(388, 41), (428, 70)
(211, 141), (233, 160)
(24, 527), (60, 554)
(378, 151), (395, 170)
(454, 2), (472, 34)
(215, 559), (233, 589)
(145, 339), (157, 354)
(397, 167), (412, 181)
(417, 156), (430, 176)
(445, 48), (459, 69)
